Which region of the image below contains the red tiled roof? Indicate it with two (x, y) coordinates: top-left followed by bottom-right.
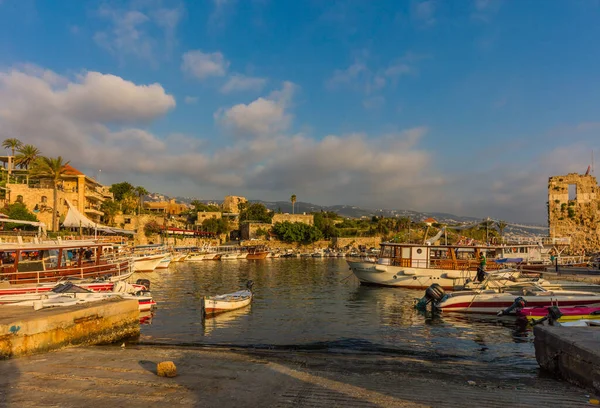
(423, 217), (437, 223)
(62, 164), (84, 176)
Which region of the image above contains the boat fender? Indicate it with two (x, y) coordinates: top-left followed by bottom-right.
(375, 265), (388, 272)
(403, 270), (416, 276)
(136, 279), (151, 290)
(497, 296), (527, 316)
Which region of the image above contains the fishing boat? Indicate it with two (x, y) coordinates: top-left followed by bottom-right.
(200, 281), (254, 317)
(155, 254), (172, 269)
(0, 240), (133, 289)
(347, 240), (551, 290)
(518, 305), (600, 321)
(131, 245), (169, 272)
(246, 245), (269, 260)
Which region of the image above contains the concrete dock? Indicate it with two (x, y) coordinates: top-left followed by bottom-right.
(534, 325), (600, 395)
(0, 344), (594, 407)
(0, 298), (139, 358)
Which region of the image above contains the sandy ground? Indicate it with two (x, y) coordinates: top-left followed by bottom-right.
(0, 344), (596, 408)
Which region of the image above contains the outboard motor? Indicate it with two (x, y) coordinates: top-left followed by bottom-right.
(246, 280), (254, 292)
(497, 296), (527, 316)
(476, 267), (486, 283)
(415, 283), (446, 311)
(136, 279), (151, 290)
(531, 306), (564, 326)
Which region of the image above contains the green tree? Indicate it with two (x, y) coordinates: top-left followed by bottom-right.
(135, 186), (149, 214)
(30, 156), (70, 231)
(2, 138), (22, 156)
(201, 217), (230, 235)
(313, 212), (339, 238)
(290, 194), (296, 214)
(271, 221), (323, 243)
(100, 199), (120, 226)
(191, 200), (221, 212)
(255, 227), (268, 238)
(239, 203), (273, 223)
(1, 202), (39, 230)
(144, 220), (162, 237)
(109, 182), (135, 201)
(15, 144), (41, 169)
(495, 220), (508, 243)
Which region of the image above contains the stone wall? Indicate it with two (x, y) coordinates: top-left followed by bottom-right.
(332, 237), (383, 249)
(222, 196), (247, 213)
(548, 173), (600, 252)
(240, 222), (271, 240)
(272, 213), (314, 226)
(240, 239), (332, 251)
(196, 211), (222, 226)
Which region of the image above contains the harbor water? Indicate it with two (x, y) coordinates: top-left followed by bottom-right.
(137, 258), (538, 376)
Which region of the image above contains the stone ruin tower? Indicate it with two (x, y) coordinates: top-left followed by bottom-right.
(548, 173), (600, 252)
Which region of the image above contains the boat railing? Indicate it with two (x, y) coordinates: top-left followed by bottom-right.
(0, 256), (133, 284)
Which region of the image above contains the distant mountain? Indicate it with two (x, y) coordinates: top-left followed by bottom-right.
(155, 196), (547, 236)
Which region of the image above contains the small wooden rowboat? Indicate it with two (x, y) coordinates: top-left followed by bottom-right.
(201, 281), (253, 317)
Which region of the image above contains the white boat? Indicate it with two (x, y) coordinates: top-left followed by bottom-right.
(132, 253), (164, 272)
(236, 251), (248, 259)
(418, 282), (600, 315)
(155, 255), (172, 269)
(0, 281), (156, 312)
(220, 252), (239, 260)
(348, 241), (550, 290)
(201, 281), (254, 317)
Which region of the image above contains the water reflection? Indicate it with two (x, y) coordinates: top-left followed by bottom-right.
(138, 258), (538, 372)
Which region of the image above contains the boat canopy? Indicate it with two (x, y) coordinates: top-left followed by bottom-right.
(62, 200), (134, 235)
(0, 218), (46, 235)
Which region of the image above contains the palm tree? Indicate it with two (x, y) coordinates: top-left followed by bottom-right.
(30, 156), (70, 231)
(2, 138), (22, 156)
(135, 186), (149, 215)
(290, 194), (297, 214)
(495, 220), (508, 244)
(15, 144), (41, 169)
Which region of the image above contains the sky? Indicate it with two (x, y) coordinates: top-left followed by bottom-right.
(1, 0), (599, 224)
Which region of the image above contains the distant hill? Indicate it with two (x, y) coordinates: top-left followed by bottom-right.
(160, 196), (547, 236)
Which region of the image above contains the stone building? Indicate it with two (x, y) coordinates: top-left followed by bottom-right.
(144, 199), (189, 215)
(240, 222), (272, 240)
(222, 195), (247, 214)
(548, 173), (600, 252)
(196, 211), (222, 226)
(272, 213), (314, 226)
(6, 164), (112, 231)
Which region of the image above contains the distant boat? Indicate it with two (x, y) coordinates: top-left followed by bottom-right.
(201, 281), (254, 317)
(246, 245), (269, 260)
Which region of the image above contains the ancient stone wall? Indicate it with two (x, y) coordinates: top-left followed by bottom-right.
(196, 211), (222, 226)
(240, 222), (271, 240)
(222, 196), (247, 213)
(332, 237), (383, 250)
(272, 213), (314, 226)
(548, 173), (600, 252)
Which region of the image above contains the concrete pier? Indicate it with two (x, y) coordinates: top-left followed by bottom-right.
(0, 298), (139, 358)
(0, 345), (592, 407)
(534, 325), (600, 395)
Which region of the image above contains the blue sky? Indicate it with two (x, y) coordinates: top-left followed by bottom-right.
(1, 0), (599, 223)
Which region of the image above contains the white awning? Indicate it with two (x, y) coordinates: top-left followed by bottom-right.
(62, 200), (134, 235)
(0, 218), (47, 235)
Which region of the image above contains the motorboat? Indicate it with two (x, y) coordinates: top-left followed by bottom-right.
(131, 245), (169, 272)
(0, 281), (155, 312)
(200, 281), (253, 317)
(246, 246), (269, 260)
(518, 305), (600, 321)
(417, 281), (600, 315)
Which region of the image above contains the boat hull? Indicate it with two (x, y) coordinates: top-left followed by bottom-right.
(133, 254), (165, 272)
(247, 251), (269, 260)
(518, 305), (600, 321)
(437, 293), (600, 314)
(155, 256), (172, 269)
(347, 260), (477, 290)
(202, 290), (252, 315)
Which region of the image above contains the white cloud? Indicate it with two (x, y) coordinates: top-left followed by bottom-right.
(184, 96), (198, 104)
(220, 74), (267, 94)
(209, 0), (236, 30)
(411, 0), (436, 27)
(326, 62), (368, 89)
(94, 2), (184, 63)
(363, 96), (385, 110)
(181, 50), (229, 80)
(216, 81), (295, 138)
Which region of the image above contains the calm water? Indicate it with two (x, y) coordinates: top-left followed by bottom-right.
(136, 258), (536, 372)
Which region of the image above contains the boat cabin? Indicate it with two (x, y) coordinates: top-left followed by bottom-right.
(376, 242), (544, 270)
